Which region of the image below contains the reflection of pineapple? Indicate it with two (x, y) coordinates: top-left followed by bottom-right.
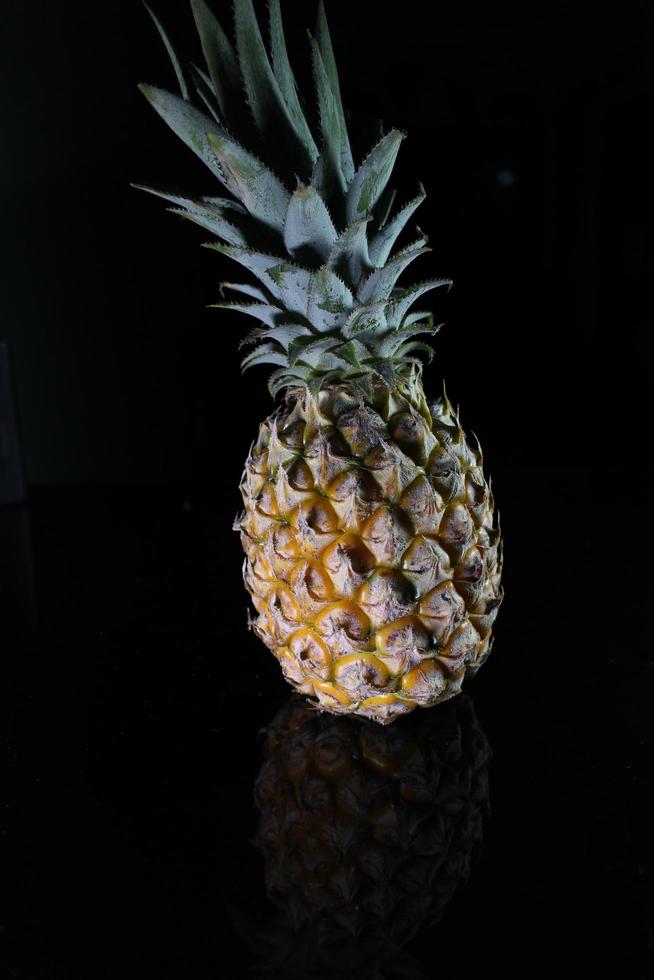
(138, 0), (503, 722)
(250, 694), (490, 976)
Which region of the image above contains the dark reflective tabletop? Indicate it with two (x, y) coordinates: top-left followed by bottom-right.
(3, 475), (651, 978)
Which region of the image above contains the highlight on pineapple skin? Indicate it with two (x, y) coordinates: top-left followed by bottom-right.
(251, 693), (491, 965)
(136, 0), (504, 721)
(237, 379), (502, 724)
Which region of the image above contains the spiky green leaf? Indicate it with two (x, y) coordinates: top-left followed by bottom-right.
(143, 2), (189, 100)
(368, 184), (426, 266)
(168, 207), (248, 245)
(209, 246), (315, 317)
(315, 0), (354, 183)
(378, 318), (440, 357)
(131, 184), (245, 214)
(326, 218), (371, 288)
(357, 246), (430, 303)
(346, 130), (404, 225)
(268, 0), (319, 162)
(233, 0), (314, 177)
(374, 186), (397, 231)
(138, 84), (226, 181)
(210, 301), (282, 326)
(306, 266), (354, 332)
(386, 278), (453, 328)
(287, 335), (340, 368)
(190, 0), (243, 127)
(241, 342), (289, 370)
(309, 35), (346, 198)
(341, 301), (388, 339)
(206, 132), (289, 233)
(394, 340), (435, 360)
(267, 366), (307, 396)
(369, 359), (397, 386)
(332, 339), (365, 367)
(189, 63), (221, 124)
(402, 309), (433, 328)
(132, 184), (251, 245)
(264, 323), (314, 349)
(283, 184), (337, 263)
(221, 281), (273, 303)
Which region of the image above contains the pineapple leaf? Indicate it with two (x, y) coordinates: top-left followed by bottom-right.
(221, 281), (273, 303)
(326, 218), (372, 289)
(238, 326), (269, 348)
(206, 132), (289, 234)
(133, 184), (254, 246)
(368, 184), (427, 267)
(287, 334), (340, 368)
(341, 300), (388, 339)
(402, 309), (434, 327)
(315, 0), (355, 183)
(378, 319), (440, 357)
(138, 84), (226, 181)
(190, 0), (243, 129)
(189, 63), (221, 124)
(386, 278), (453, 328)
(369, 359), (397, 386)
(167, 206), (248, 246)
(309, 34), (346, 199)
(374, 186), (397, 231)
(209, 245), (315, 318)
(268, 0), (319, 162)
(393, 233), (429, 257)
(313, 350), (360, 372)
(346, 130), (404, 225)
(263, 323), (314, 349)
(306, 266), (354, 332)
(143, 2), (189, 101)
(130, 184), (245, 213)
(284, 184), (337, 263)
(267, 365), (306, 396)
(190, 60), (212, 90)
(209, 301), (282, 327)
(357, 246), (430, 304)
(265, 261), (315, 317)
(332, 339), (365, 367)
(394, 340), (436, 361)
(233, 0), (314, 177)
(241, 342), (289, 370)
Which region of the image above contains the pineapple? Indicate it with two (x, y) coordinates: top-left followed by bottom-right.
(247, 693), (491, 976)
(137, 0), (503, 723)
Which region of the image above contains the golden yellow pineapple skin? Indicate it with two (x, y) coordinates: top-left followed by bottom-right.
(237, 380), (503, 724)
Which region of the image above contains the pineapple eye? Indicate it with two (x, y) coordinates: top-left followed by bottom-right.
(286, 458), (314, 491)
(301, 498), (339, 534)
(279, 420), (306, 449)
(339, 539), (375, 576)
(388, 411), (429, 464)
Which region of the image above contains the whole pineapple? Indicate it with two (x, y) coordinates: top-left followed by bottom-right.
(248, 694), (490, 977)
(138, 0), (503, 723)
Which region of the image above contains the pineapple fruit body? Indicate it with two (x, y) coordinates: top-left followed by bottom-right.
(238, 379), (502, 724)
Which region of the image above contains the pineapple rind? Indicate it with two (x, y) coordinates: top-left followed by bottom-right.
(238, 379), (503, 724)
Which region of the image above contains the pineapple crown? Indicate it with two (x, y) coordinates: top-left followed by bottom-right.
(136, 0), (452, 398)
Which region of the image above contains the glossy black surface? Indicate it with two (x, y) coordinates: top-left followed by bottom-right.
(3, 477), (650, 978)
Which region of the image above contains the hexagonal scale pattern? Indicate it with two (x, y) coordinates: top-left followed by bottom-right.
(237, 382), (503, 724)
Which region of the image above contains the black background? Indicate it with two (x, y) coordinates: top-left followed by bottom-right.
(2, 1), (652, 977)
